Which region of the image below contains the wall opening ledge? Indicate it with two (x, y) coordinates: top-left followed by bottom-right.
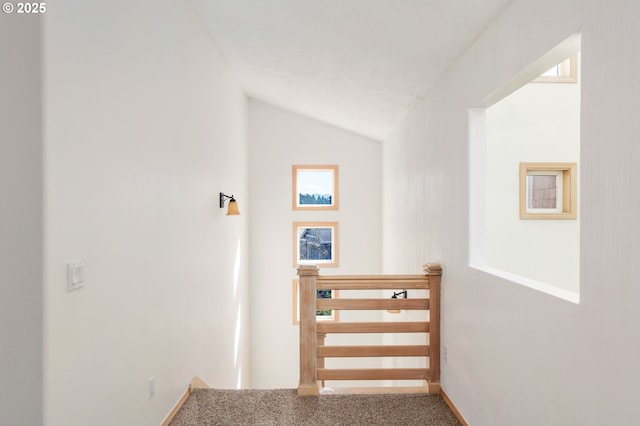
(469, 263), (580, 304)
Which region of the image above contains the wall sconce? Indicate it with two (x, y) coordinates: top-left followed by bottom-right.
(220, 193), (240, 216)
(387, 290), (407, 314)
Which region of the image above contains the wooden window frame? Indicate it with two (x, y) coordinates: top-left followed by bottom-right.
(293, 222), (339, 267)
(292, 165), (339, 210)
(519, 162), (577, 220)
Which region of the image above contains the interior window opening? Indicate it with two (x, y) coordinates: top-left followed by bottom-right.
(469, 35), (581, 303)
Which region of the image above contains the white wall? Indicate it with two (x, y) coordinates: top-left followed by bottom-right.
(248, 100), (382, 388)
(383, 0), (640, 424)
(0, 14), (44, 426)
(485, 79), (581, 293)
(44, 1), (250, 425)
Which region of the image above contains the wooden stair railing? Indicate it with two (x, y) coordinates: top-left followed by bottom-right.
(297, 263), (442, 396)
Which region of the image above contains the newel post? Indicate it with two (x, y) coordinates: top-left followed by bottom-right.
(423, 263), (442, 393)
(297, 265), (319, 395)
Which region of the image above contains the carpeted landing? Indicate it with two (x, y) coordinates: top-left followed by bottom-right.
(169, 388), (461, 425)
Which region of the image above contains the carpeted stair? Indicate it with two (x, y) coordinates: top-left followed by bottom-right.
(170, 388), (461, 425)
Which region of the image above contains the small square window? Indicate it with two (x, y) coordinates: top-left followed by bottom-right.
(292, 280), (339, 325)
(293, 222), (339, 267)
(526, 171), (562, 214)
(519, 163), (577, 219)
(292, 165), (339, 210)
(532, 55), (578, 83)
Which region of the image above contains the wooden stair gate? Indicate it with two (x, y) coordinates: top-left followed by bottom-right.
(297, 263), (442, 396)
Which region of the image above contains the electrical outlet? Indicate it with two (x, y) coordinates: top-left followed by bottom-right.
(67, 261), (84, 291)
(147, 376), (155, 400)
(444, 345), (448, 363)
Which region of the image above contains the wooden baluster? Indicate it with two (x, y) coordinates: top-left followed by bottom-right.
(317, 332), (326, 388)
(423, 263), (442, 394)
(297, 265), (319, 395)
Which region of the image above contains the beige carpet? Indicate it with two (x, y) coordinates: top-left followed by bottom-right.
(170, 388), (461, 425)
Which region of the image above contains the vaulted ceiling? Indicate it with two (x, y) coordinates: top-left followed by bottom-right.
(191, 0), (513, 140)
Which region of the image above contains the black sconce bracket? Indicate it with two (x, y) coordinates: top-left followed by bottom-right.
(391, 290), (407, 299)
(220, 192), (235, 208)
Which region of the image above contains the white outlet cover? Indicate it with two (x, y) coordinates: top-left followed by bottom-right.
(147, 376), (156, 400)
(67, 261), (84, 291)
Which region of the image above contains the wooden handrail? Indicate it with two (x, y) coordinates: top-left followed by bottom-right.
(297, 263), (442, 395)
(317, 321), (429, 334)
(318, 368), (429, 381)
(317, 276), (430, 290)
(317, 298), (429, 311)
(318, 345), (430, 357)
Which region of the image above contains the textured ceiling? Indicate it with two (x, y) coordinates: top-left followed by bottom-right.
(191, 0), (512, 140)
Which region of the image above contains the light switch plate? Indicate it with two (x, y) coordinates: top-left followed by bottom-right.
(67, 261), (84, 291)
